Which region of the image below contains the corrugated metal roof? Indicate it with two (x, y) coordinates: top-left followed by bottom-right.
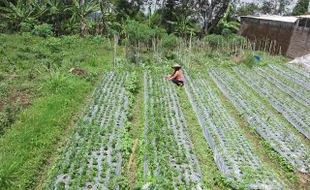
(298, 15), (310, 19)
(241, 15), (299, 23)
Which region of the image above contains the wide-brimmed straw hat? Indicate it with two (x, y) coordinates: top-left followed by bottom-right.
(172, 64), (182, 68)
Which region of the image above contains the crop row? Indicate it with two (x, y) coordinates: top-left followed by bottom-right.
(184, 71), (282, 189)
(209, 68), (310, 173)
(47, 72), (132, 190)
(233, 66), (310, 140)
(253, 66), (310, 109)
(284, 63), (310, 78)
(269, 64), (310, 90)
(140, 72), (202, 188)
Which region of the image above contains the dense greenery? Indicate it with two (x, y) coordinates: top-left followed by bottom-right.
(0, 34), (113, 189)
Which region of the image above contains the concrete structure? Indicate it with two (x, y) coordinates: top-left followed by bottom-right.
(239, 15), (310, 58)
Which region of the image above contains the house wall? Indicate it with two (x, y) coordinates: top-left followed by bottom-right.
(287, 24), (310, 58)
(239, 18), (295, 55)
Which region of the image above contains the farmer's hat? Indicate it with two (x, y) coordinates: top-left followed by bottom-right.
(172, 63), (182, 68)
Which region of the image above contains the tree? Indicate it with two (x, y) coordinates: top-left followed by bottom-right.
(292, 0), (310, 15)
(277, 0), (291, 15)
(236, 2), (259, 16)
(194, 0), (229, 35)
(260, 0), (274, 14)
(71, 0), (100, 38)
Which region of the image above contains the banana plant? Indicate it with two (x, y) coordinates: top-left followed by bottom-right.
(71, 0), (100, 38)
(218, 3), (240, 32)
(167, 12), (195, 38)
(0, 0), (45, 30)
(43, 0), (68, 36)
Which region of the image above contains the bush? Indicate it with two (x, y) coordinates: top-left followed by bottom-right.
(162, 34), (177, 50)
(20, 18), (40, 33)
(31, 24), (53, 38)
(42, 37), (62, 53)
(230, 34), (247, 45)
(62, 35), (81, 48)
(221, 28), (232, 37)
(93, 35), (105, 44)
(204, 34), (225, 49)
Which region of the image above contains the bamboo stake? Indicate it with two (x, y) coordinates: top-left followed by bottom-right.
(113, 33), (119, 67)
(188, 32), (192, 69)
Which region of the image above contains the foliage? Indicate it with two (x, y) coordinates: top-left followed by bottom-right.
(31, 23), (53, 38)
(124, 20), (153, 44)
(204, 34), (225, 49)
(20, 18), (40, 32)
(215, 4), (240, 35)
(0, 33), (113, 189)
(0, 0), (45, 31)
(235, 2), (259, 16)
(162, 34), (177, 49)
(292, 0), (310, 15)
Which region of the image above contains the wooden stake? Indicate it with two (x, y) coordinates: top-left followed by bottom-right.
(113, 33), (119, 67)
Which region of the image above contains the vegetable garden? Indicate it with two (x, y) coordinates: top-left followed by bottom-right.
(43, 64), (309, 189)
(1, 35), (310, 190)
(46, 72), (135, 189)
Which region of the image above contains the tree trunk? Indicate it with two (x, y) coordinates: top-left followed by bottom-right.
(80, 19), (87, 38)
(55, 19), (62, 37)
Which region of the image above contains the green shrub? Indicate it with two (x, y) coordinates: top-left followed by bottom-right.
(20, 18), (40, 33)
(162, 34), (177, 50)
(229, 34), (247, 45)
(42, 37), (62, 53)
(93, 35), (105, 44)
(204, 34), (225, 49)
(32, 24), (53, 38)
(62, 35), (81, 48)
(221, 28), (232, 37)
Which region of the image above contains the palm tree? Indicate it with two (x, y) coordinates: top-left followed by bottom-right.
(71, 0), (100, 38)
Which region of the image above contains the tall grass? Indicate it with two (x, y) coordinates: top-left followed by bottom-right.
(0, 34), (113, 190)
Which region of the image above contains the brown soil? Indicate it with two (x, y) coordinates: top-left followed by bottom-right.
(0, 92), (31, 109)
(295, 172), (309, 189)
(69, 67), (88, 77)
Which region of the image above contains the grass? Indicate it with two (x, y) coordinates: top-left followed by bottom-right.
(0, 33), (114, 189)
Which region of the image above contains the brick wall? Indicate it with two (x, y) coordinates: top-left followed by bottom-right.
(239, 18), (295, 55)
(287, 27), (310, 58)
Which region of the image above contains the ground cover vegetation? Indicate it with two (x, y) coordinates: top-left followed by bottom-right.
(136, 70), (202, 189)
(1, 0), (310, 189)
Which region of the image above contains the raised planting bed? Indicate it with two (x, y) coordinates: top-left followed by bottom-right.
(269, 64), (310, 91)
(233, 66), (310, 139)
(254, 66), (310, 109)
(46, 72), (134, 190)
(139, 71), (202, 188)
(184, 71), (282, 189)
(209, 68), (310, 173)
(284, 63), (310, 79)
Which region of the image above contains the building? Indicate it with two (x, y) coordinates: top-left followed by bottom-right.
(239, 15), (310, 58)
